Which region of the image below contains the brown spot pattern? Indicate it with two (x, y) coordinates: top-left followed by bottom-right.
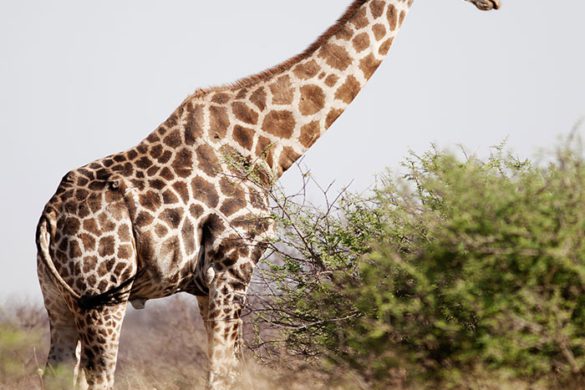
(172, 181), (190, 203)
(279, 147), (301, 172)
(172, 148), (193, 178)
(232, 102), (258, 125)
(63, 218), (81, 236)
(209, 106), (230, 140)
(83, 219), (100, 236)
(325, 74), (339, 87)
(326, 109), (344, 128)
(212, 92), (231, 104)
(69, 240), (82, 259)
(163, 189), (179, 205)
(299, 121), (321, 148)
(159, 166), (174, 181)
(270, 75), (294, 105)
(118, 225), (131, 241)
(360, 54), (382, 80)
(351, 7), (369, 29)
(163, 130), (182, 148)
(135, 211), (154, 228)
(236, 88), (248, 100)
(191, 176), (219, 208)
(233, 125), (254, 150)
(262, 111), (296, 138)
(379, 37), (394, 56)
(220, 198), (246, 217)
(189, 204), (204, 219)
(182, 218), (196, 255)
(98, 236), (115, 257)
(335, 75), (361, 104)
(250, 87), (267, 110)
(372, 24), (387, 41)
(353, 33), (371, 52)
(195, 144), (220, 177)
(155, 224), (168, 238)
(256, 137), (275, 167)
(139, 191), (162, 212)
(299, 85), (326, 115)
(219, 177), (244, 198)
(387, 4), (398, 31)
(334, 26), (353, 41)
(318, 43), (352, 71)
(80, 233), (96, 251)
(117, 245), (132, 260)
(160, 208), (183, 229)
(184, 104), (204, 145)
(370, 0), (386, 18)
(293, 60), (320, 80)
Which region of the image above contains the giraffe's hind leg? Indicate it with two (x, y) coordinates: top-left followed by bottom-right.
(74, 300), (129, 390)
(39, 261), (80, 390)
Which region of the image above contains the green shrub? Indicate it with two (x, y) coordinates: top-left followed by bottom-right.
(257, 138), (585, 388)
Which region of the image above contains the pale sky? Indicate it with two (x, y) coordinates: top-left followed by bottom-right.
(1, 0), (584, 300)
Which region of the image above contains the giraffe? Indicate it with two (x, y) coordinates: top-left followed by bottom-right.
(36, 0), (500, 389)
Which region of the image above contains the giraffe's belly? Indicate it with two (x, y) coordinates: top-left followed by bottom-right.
(128, 266), (208, 306)
(128, 253), (207, 301)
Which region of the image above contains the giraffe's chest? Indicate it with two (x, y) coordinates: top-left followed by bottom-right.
(127, 198), (207, 299)
(127, 185), (274, 301)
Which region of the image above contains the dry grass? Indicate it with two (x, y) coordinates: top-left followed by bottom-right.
(3, 295), (575, 390)
(0, 295), (343, 390)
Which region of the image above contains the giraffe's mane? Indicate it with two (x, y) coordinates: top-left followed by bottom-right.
(193, 0), (368, 97)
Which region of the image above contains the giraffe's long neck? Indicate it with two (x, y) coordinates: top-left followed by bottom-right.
(186, 0), (413, 182)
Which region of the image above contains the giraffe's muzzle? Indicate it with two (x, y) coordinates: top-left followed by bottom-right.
(468, 0), (502, 11)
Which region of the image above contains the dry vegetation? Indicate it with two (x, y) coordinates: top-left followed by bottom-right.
(1, 294), (572, 390)
(0, 296), (346, 390)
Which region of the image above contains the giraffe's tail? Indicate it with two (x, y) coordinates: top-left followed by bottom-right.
(37, 215), (146, 310)
(36, 216), (82, 300)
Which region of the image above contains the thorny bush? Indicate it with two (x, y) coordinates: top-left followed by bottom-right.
(250, 136), (585, 389)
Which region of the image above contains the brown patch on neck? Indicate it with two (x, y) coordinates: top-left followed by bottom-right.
(335, 75), (361, 104)
(194, 0), (370, 95)
(262, 111), (296, 138)
(299, 121), (321, 148)
(360, 54), (382, 80)
(232, 102), (259, 125)
(278, 147), (302, 174)
(299, 85), (326, 115)
(270, 75), (294, 105)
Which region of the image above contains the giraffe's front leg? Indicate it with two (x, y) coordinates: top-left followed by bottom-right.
(204, 260), (254, 390)
(197, 295), (213, 358)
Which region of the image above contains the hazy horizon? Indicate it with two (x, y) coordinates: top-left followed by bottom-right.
(1, 0), (584, 300)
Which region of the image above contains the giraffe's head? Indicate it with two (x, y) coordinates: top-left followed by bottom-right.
(466, 0), (501, 11)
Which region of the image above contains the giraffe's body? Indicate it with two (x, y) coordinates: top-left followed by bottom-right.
(36, 0), (500, 388)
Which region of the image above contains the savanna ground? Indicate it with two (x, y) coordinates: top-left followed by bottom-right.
(0, 296), (334, 390)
